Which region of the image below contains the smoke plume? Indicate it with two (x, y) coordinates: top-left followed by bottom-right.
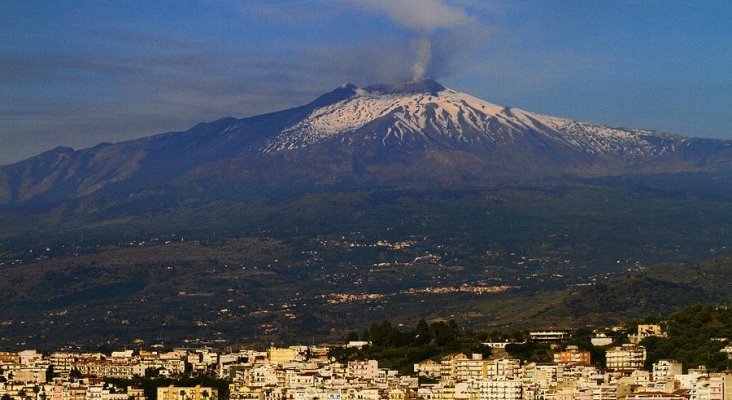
(411, 37), (432, 81)
(356, 0), (473, 81)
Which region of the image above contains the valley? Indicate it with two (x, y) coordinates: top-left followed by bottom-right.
(0, 177), (729, 350)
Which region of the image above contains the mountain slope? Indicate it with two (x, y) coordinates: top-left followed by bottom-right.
(1, 79), (730, 205)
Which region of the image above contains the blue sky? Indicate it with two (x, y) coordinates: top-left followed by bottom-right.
(1, 0), (730, 165)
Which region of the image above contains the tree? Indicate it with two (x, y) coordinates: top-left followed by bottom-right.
(414, 319), (432, 345)
(145, 367), (160, 378)
(367, 321), (401, 347)
(69, 368), (82, 380)
(431, 321), (459, 347)
(566, 327), (594, 351)
(328, 346), (361, 364)
(45, 365), (56, 382)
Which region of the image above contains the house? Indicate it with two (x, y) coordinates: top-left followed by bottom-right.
(629, 325), (667, 344)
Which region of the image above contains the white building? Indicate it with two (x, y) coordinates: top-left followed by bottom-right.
(606, 344), (646, 371)
(347, 360), (378, 381)
(479, 378), (522, 400)
(652, 360), (682, 383)
(695, 375), (727, 400)
(591, 334), (614, 347)
(592, 383), (617, 400)
(529, 331), (570, 342)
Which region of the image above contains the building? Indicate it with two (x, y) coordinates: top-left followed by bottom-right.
(606, 344), (646, 371)
(347, 360), (378, 380)
(267, 347), (296, 365)
(439, 353), (469, 382)
(625, 391), (690, 400)
(652, 360), (682, 383)
(413, 360), (441, 379)
(592, 384), (618, 400)
(229, 386), (265, 400)
(591, 334), (614, 347)
(530, 331), (570, 342)
(553, 346), (592, 366)
(10, 365), (47, 384)
(629, 325), (667, 344)
(485, 359), (521, 380)
(49, 352), (77, 378)
(0, 352), (21, 364)
(74, 358), (145, 379)
(479, 378), (522, 400)
(18, 350), (43, 366)
(721, 345), (732, 360)
(690, 373), (731, 400)
(157, 385), (218, 400)
(482, 341), (524, 350)
(454, 354), (488, 382)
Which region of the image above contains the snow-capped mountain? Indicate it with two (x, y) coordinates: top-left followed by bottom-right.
(0, 79), (729, 205)
(263, 79), (679, 158)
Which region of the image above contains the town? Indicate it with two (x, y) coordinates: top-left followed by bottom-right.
(1, 320), (730, 400)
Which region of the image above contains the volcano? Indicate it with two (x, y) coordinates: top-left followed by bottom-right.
(1, 79), (730, 205)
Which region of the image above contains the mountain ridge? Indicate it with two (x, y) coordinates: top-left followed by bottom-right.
(1, 79), (730, 205)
